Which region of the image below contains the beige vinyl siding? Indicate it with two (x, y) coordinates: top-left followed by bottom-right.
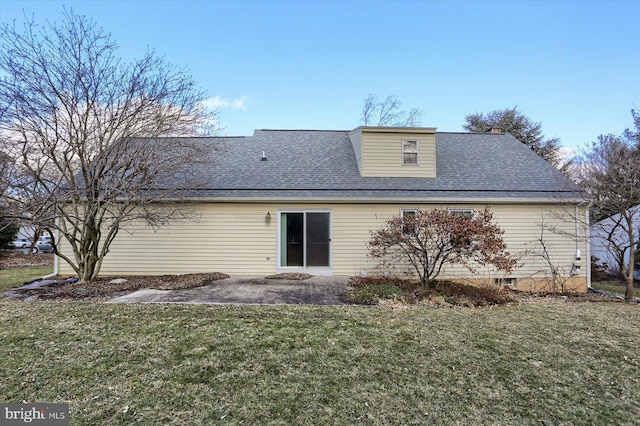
(359, 130), (436, 177)
(58, 204), (279, 276)
(332, 203), (587, 282)
(433, 204), (587, 288)
(57, 202), (588, 291)
(347, 129), (362, 173)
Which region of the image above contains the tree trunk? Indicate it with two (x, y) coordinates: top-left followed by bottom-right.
(624, 229), (636, 302)
(624, 276), (634, 302)
(625, 244), (635, 302)
(80, 261), (96, 283)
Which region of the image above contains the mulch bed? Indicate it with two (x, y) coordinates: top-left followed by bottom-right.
(2, 253), (628, 304)
(265, 273), (313, 280)
(347, 276), (627, 306)
(2, 252), (233, 301)
(7, 272), (230, 301)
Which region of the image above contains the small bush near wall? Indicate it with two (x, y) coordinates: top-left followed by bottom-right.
(591, 255), (612, 281)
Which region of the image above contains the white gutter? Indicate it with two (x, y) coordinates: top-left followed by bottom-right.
(41, 220), (60, 280)
(164, 196), (587, 205)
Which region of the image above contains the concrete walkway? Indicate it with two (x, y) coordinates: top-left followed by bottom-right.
(108, 275), (352, 306)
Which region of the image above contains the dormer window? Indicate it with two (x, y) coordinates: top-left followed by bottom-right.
(402, 140), (418, 165)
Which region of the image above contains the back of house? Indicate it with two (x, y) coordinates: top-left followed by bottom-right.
(57, 126), (589, 292)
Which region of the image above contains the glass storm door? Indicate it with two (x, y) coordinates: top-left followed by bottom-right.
(279, 211), (331, 270)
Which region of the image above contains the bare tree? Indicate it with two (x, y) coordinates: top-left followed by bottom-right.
(0, 150), (10, 207)
(368, 209), (517, 288)
(522, 216), (579, 294)
(0, 147), (21, 235)
(0, 10), (219, 281)
(361, 94), (423, 127)
(575, 111), (640, 301)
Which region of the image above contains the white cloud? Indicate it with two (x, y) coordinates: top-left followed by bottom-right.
(202, 96), (249, 111)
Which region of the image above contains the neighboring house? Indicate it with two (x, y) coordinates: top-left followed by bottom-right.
(16, 226), (36, 241)
(590, 205), (640, 281)
(58, 126), (589, 292)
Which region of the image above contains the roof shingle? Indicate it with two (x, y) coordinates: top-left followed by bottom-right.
(167, 129), (580, 201)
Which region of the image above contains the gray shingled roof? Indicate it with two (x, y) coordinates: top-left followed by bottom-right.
(167, 129), (580, 201)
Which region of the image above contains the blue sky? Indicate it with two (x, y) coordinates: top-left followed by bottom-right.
(1, 0), (638, 150)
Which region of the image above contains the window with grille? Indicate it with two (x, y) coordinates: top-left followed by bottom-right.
(402, 140), (418, 165)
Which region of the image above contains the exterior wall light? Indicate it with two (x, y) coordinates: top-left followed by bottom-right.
(265, 211), (271, 224)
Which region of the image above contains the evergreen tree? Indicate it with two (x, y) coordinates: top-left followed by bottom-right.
(464, 106), (562, 166)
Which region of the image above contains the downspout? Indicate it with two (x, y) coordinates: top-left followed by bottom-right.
(575, 204), (582, 261)
(573, 203), (590, 289)
(586, 207), (591, 289)
(41, 219), (60, 279)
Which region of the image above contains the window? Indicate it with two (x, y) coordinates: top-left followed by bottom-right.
(494, 278), (516, 288)
(448, 208), (474, 218)
(401, 209), (417, 234)
(448, 209), (475, 248)
(402, 140), (418, 165)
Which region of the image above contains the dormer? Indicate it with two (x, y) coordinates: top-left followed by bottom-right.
(348, 126), (437, 177)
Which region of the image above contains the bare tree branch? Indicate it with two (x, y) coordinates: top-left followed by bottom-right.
(361, 94), (423, 127)
(0, 10), (220, 281)
(575, 111), (640, 301)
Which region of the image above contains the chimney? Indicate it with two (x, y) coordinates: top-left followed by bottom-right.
(489, 128), (502, 134)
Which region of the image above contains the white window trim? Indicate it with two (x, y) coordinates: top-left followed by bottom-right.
(401, 140), (419, 166)
(400, 208), (418, 219)
(448, 208), (475, 217)
(494, 277), (517, 288)
(276, 209), (333, 276)
(400, 209), (418, 234)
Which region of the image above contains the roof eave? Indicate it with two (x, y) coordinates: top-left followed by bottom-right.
(163, 196), (586, 205)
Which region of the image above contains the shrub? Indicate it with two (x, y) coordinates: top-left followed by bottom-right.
(0, 216), (18, 250)
(590, 255), (611, 281)
(347, 276), (514, 307)
(368, 208), (516, 287)
(344, 284), (405, 305)
(433, 281), (515, 307)
(348, 275), (407, 288)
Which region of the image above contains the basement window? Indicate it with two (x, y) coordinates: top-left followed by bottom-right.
(495, 278), (517, 288)
(402, 140), (418, 165)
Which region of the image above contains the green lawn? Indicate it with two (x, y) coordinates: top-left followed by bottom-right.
(592, 279), (638, 296)
(0, 265), (54, 292)
(1, 300), (639, 425)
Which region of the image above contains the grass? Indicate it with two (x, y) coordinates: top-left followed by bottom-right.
(0, 265), (54, 292)
(592, 279), (638, 296)
(344, 283), (405, 304)
(1, 300), (639, 425)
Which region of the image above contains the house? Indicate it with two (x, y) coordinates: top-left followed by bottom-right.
(590, 205), (640, 280)
(58, 126), (589, 292)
